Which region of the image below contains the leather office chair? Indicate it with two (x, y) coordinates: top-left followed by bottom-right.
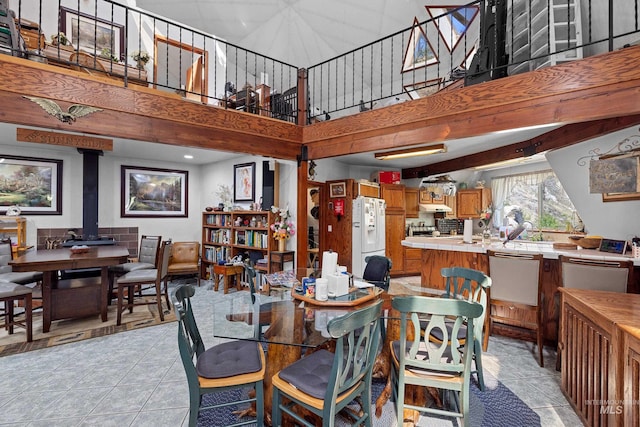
(165, 241), (200, 287)
(363, 255), (392, 291)
(391, 296), (483, 426)
(272, 300), (382, 426)
(115, 240), (172, 326)
(488, 250), (544, 367)
(172, 284), (265, 427)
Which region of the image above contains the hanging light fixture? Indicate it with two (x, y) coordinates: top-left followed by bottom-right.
(375, 143), (446, 160)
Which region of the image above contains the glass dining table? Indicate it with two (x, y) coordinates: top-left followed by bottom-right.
(211, 282), (446, 424)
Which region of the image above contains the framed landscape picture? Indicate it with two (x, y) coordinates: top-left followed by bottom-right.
(60, 7), (125, 60)
(0, 155), (62, 215)
(121, 166), (188, 217)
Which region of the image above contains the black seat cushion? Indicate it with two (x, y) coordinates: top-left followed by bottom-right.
(196, 340), (262, 379)
(427, 318), (467, 342)
(391, 340), (456, 377)
(277, 349), (334, 399)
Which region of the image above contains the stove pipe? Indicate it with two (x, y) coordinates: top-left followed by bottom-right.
(79, 148), (102, 241)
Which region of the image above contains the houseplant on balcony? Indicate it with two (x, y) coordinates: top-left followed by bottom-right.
(50, 32), (70, 47)
(131, 50), (150, 69)
(270, 206), (295, 252)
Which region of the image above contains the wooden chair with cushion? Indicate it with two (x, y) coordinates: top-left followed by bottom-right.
(115, 240), (172, 326)
(429, 267), (491, 390)
(165, 241), (200, 287)
(0, 281), (32, 342)
(0, 239), (42, 286)
(488, 250), (544, 367)
(172, 284), (265, 427)
(391, 296), (483, 426)
(272, 300), (383, 426)
(108, 235), (161, 301)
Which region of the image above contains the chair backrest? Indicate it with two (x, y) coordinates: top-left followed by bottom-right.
(487, 251), (543, 307)
(392, 296), (483, 376)
(559, 255), (632, 293)
(325, 300), (382, 401)
(170, 241), (199, 264)
(243, 261), (258, 303)
(363, 255), (392, 291)
(157, 241), (173, 280)
(139, 235), (162, 265)
(0, 239), (12, 273)
(440, 267), (491, 348)
(172, 285), (206, 387)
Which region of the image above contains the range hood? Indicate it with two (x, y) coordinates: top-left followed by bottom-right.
(420, 204), (452, 213)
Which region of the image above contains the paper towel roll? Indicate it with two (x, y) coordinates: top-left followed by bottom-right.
(463, 219), (473, 243)
(321, 251), (338, 278)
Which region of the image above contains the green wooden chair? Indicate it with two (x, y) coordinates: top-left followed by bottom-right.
(433, 267), (491, 391)
(272, 299), (383, 426)
(172, 284), (265, 427)
(390, 296), (483, 426)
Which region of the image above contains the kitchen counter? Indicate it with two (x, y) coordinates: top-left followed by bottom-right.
(402, 236), (640, 266)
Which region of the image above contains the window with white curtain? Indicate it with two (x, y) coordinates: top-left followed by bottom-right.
(492, 170), (576, 231)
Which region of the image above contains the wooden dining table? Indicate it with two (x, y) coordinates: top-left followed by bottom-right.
(10, 246), (130, 332)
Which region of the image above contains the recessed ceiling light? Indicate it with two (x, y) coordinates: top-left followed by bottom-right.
(184, 154), (194, 159)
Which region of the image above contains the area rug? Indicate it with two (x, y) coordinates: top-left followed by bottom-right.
(0, 298), (175, 357)
(197, 371), (540, 426)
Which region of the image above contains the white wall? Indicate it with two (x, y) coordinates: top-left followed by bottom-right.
(547, 126), (640, 241)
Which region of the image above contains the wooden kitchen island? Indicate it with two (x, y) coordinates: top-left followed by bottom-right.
(558, 288), (640, 427)
(402, 237), (640, 344)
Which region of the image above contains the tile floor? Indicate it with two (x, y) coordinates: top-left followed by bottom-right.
(0, 280), (583, 426)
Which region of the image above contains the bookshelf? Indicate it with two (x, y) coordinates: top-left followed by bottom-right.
(201, 210), (273, 279)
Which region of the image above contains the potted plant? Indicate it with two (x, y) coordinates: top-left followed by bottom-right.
(50, 32), (70, 47)
(270, 206), (296, 252)
(131, 50), (150, 69)
(100, 48), (119, 62)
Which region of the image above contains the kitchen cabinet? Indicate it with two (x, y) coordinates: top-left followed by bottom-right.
(456, 188), (492, 218)
(403, 247), (421, 275)
(444, 195), (457, 218)
(380, 183), (406, 275)
(405, 187), (419, 218)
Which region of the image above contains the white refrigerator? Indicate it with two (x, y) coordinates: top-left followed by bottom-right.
(352, 196), (386, 277)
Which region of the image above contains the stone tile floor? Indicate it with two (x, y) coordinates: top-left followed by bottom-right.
(0, 279), (583, 426)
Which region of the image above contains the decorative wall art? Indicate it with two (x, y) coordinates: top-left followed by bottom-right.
(402, 17), (438, 73)
(60, 7), (125, 60)
(234, 162), (255, 202)
(329, 182), (346, 198)
(0, 155), (62, 215)
(121, 166), (188, 217)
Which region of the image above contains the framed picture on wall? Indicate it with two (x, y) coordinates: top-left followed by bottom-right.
(329, 182), (346, 198)
(121, 165), (188, 217)
(234, 162), (255, 202)
(0, 155), (62, 215)
(60, 7), (125, 60)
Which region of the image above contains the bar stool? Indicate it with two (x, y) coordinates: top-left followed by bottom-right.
(0, 281), (33, 342)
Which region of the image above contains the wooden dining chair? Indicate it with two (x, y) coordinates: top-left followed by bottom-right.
(488, 250), (544, 367)
(430, 267), (491, 390)
(0, 281), (33, 342)
(108, 235), (161, 302)
(272, 300), (383, 426)
(391, 296), (483, 426)
(172, 284), (265, 427)
(115, 240), (172, 325)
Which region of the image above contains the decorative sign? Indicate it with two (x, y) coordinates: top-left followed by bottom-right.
(589, 156), (639, 193)
(17, 128), (113, 151)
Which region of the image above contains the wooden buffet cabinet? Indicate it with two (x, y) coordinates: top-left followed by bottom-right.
(559, 288), (640, 427)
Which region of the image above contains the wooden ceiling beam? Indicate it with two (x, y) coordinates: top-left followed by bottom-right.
(402, 115), (640, 178)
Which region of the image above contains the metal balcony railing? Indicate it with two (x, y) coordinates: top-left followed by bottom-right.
(4, 0), (299, 123)
(2, 1), (640, 125)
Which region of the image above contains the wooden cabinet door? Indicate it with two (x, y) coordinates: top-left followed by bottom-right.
(385, 210), (405, 274)
(419, 189), (432, 203)
(380, 183), (405, 209)
(405, 188), (419, 218)
(445, 195), (457, 218)
(456, 188), (491, 218)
